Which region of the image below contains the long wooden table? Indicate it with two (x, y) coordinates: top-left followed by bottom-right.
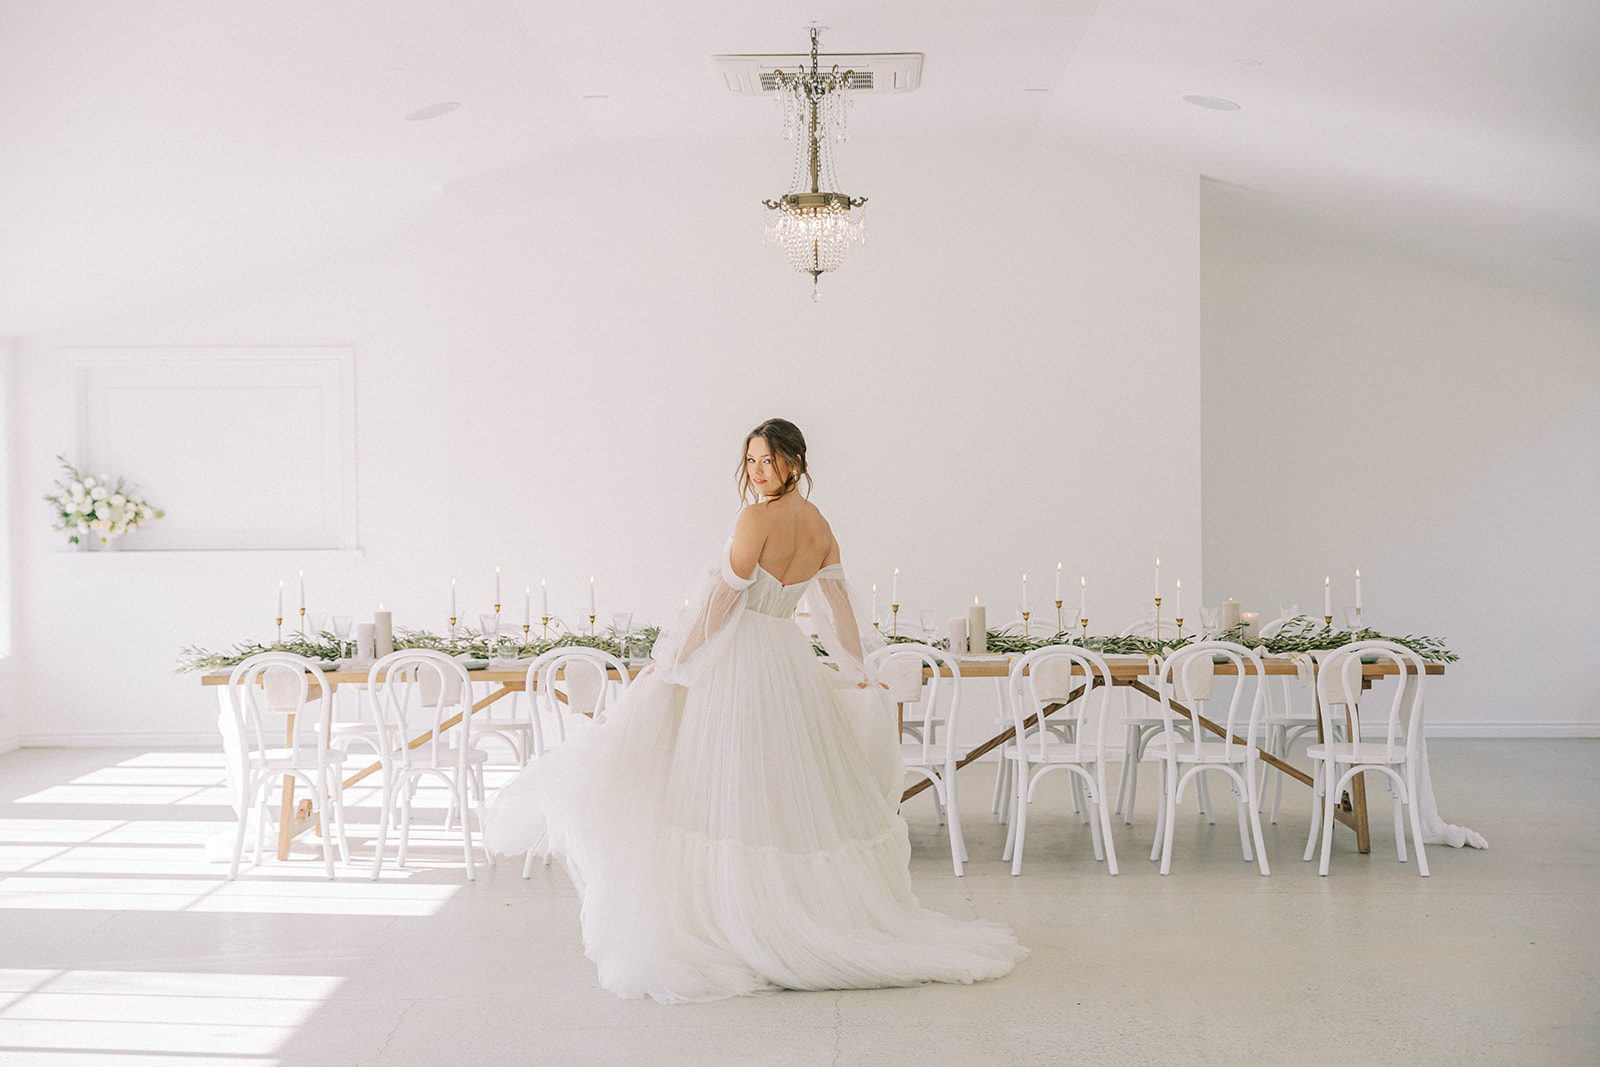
(899, 655), (1444, 854)
(205, 655), (1441, 861)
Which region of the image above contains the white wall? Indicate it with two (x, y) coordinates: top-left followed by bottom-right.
(11, 134), (1202, 745)
(1201, 216), (1600, 734)
(0, 335), (15, 752)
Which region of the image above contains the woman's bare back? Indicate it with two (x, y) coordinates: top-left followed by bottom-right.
(731, 497), (838, 586)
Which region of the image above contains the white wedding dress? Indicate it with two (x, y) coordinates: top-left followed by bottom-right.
(484, 544), (1026, 1003)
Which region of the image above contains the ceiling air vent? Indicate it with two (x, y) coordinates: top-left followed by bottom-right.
(711, 53), (922, 96)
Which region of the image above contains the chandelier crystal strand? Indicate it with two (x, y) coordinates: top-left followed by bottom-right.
(762, 27), (867, 298)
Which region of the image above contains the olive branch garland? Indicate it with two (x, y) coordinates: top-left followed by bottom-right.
(180, 615), (1454, 674)
(176, 625), (662, 674)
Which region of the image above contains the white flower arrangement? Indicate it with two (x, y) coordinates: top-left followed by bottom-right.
(45, 455), (164, 547)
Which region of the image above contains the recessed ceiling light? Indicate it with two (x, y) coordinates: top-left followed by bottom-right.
(1182, 94), (1240, 111)
(404, 101), (461, 122)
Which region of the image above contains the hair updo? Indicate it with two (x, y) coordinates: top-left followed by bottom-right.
(737, 418), (811, 503)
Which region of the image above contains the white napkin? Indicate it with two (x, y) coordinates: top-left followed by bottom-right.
(1030, 656), (1078, 703)
(881, 656), (924, 705)
(1172, 656), (1213, 702)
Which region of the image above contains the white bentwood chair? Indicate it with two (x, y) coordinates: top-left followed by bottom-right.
(223, 652), (350, 880)
(1148, 641), (1271, 876)
(1112, 616), (1212, 826)
(519, 646), (633, 878)
(1303, 640), (1430, 877)
(869, 643), (968, 876)
(1254, 649), (1327, 823)
(366, 650), (493, 880)
(1001, 646), (1118, 876)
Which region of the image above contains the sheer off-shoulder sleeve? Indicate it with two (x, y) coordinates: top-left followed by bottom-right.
(649, 541), (755, 688)
(801, 564), (885, 686)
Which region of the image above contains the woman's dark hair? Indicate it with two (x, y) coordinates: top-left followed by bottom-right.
(737, 418), (811, 503)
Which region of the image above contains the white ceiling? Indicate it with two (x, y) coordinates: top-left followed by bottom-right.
(1, 0), (1596, 336)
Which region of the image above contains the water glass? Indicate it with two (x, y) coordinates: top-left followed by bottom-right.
(611, 612), (634, 637)
(919, 611), (937, 638)
(304, 612), (327, 642)
(1343, 606), (1363, 632)
(479, 613), (500, 650)
(332, 615), (354, 659)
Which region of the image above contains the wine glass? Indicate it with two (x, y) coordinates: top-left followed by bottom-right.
(304, 611), (326, 644)
(611, 612), (633, 638)
(332, 615), (354, 660)
(1343, 606), (1363, 632)
(1199, 606), (1219, 636)
(478, 613), (499, 659)
(919, 611), (937, 639)
(1278, 603), (1301, 623)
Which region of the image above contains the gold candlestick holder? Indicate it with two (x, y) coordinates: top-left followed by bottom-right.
(588, 614), (597, 636)
(1055, 600), (1063, 635)
(522, 623), (531, 647)
(448, 616), (457, 648)
(891, 603), (899, 638)
(1153, 597), (1162, 645)
(275, 617), (283, 643)
(541, 615), (550, 642)
(1324, 614), (1333, 628)
(1021, 610), (1031, 638)
(494, 602), (501, 616)
(298, 606), (306, 637)
(1176, 617), (1184, 640)
(1080, 616), (1089, 643)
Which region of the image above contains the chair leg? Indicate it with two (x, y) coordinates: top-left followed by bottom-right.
(1009, 766), (1030, 877)
(1085, 774), (1106, 863)
(397, 780), (414, 869)
(1115, 724), (1139, 820)
(371, 777), (392, 881)
(1197, 772), (1216, 825)
(228, 808), (249, 881)
(1319, 769), (1342, 876)
(1095, 766), (1118, 875)
(459, 776), (476, 881)
(1303, 760), (1323, 863)
(1245, 764), (1270, 876)
(1408, 783), (1430, 877)
(945, 770), (967, 875)
(1159, 770), (1178, 876)
(1232, 771), (1254, 863)
(1001, 762), (1019, 863)
(1393, 776), (1408, 863)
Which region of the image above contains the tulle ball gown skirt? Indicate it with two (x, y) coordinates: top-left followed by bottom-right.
(485, 607), (1026, 1004)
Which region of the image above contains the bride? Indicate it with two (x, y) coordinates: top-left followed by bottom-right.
(485, 418), (1026, 1003)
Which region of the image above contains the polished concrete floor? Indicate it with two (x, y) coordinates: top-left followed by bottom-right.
(0, 740), (1594, 1066)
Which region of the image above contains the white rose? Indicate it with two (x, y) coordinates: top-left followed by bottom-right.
(83, 476), (96, 488)
(76, 522), (88, 534)
(110, 493), (126, 506)
(90, 486), (106, 500)
(70, 481), (85, 495)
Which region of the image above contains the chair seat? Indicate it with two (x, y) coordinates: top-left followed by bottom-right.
(901, 742), (956, 765)
(1001, 740), (1099, 764)
(1160, 741), (1254, 765)
(1305, 744), (1407, 767)
(260, 748), (348, 767)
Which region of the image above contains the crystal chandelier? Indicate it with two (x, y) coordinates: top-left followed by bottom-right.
(763, 27), (866, 301)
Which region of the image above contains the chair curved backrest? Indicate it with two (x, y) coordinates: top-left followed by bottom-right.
(524, 646), (633, 756)
(1153, 640), (1267, 760)
(867, 643), (960, 764)
(1315, 640), (1426, 765)
(366, 649), (475, 773)
(226, 652), (334, 776)
(1007, 645), (1113, 764)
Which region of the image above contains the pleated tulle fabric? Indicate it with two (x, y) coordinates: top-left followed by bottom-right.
(485, 561), (1026, 1004)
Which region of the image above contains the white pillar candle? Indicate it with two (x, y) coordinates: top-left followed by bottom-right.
(892, 568), (899, 604)
(1241, 611), (1259, 641)
(374, 610), (393, 658)
(1355, 569), (1363, 610)
(948, 617), (969, 656)
(1324, 576), (1332, 619)
(355, 622), (376, 661)
(1174, 579), (1182, 619)
(1221, 599), (1241, 631)
(541, 579), (549, 618)
(968, 597), (987, 654)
